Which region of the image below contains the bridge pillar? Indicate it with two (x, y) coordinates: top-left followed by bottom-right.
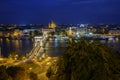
(43, 31), (48, 40)
(34, 36), (43, 47)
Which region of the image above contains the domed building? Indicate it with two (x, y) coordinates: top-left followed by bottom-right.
(48, 21), (56, 29)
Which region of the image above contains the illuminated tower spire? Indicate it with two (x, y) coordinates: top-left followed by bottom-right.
(67, 27), (73, 37)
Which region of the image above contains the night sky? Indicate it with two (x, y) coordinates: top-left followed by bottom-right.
(0, 0), (120, 24)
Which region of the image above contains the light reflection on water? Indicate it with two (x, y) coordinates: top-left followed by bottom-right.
(100, 38), (120, 51)
(0, 38), (120, 57)
(44, 40), (66, 57)
(0, 38), (34, 57)
(0, 38), (66, 57)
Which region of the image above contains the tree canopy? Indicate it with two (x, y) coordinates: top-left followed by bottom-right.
(46, 39), (120, 80)
(0, 66), (33, 80)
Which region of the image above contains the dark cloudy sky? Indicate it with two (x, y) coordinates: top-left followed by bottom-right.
(0, 0), (120, 24)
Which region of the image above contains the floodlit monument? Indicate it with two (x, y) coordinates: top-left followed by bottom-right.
(67, 27), (73, 37)
(48, 21), (56, 29)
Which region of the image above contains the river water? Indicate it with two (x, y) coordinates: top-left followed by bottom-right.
(0, 38), (66, 57)
(0, 37), (120, 57)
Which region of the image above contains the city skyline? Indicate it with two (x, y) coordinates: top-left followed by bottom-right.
(0, 0), (120, 24)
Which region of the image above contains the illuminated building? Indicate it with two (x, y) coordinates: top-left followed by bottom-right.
(0, 32), (2, 37)
(67, 27), (73, 37)
(108, 30), (120, 35)
(13, 29), (23, 37)
(48, 21), (56, 29)
(42, 28), (55, 33)
(80, 24), (85, 28)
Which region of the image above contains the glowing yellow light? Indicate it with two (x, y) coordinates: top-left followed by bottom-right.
(13, 32), (18, 36)
(0, 58), (4, 61)
(48, 21), (56, 29)
(29, 67), (32, 70)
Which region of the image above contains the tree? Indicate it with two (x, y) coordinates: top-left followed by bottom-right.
(0, 65), (32, 80)
(0, 66), (12, 80)
(7, 66), (29, 80)
(46, 39), (120, 80)
(59, 30), (67, 36)
(34, 30), (39, 36)
(29, 31), (34, 37)
(49, 31), (55, 36)
(29, 72), (38, 80)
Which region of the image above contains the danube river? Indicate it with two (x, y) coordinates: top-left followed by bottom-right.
(0, 38), (66, 57)
(0, 37), (120, 57)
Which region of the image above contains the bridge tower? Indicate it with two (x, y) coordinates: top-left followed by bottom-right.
(34, 36), (43, 47)
(43, 31), (48, 40)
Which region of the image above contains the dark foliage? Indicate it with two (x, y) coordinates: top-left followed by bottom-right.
(47, 39), (120, 80)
